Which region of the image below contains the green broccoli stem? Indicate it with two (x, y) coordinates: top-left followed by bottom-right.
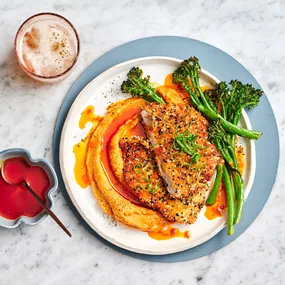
(194, 77), (262, 139)
(132, 77), (166, 104)
(223, 165), (235, 235)
(227, 146), (240, 173)
(228, 109), (241, 147)
(183, 82), (262, 139)
(180, 78), (215, 117)
(219, 116), (261, 139)
(233, 173), (244, 224)
(149, 92), (165, 104)
(228, 108), (244, 224)
(194, 77), (218, 115)
(206, 163), (224, 205)
(221, 101), (227, 120)
(232, 109), (242, 126)
(227, 138), (244, 224)
(217, 147), (235, 169)
(182, 82), (204, 109)
(229, 170), (236, 201)
(229, 134), (236, 150)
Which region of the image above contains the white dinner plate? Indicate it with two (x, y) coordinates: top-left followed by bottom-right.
(60, 57), (256, 255)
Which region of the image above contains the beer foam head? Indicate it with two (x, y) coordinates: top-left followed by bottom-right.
(17, 16), (78, 77)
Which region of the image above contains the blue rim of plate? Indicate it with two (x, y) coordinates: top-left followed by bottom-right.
(53, 36), (279, 262)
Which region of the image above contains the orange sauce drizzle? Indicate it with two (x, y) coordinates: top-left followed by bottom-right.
(164, 73), (179, 89)
(148, 226), (190, 241)
(73, 106), (102, 188)
(204, 183), (227, 220)
(99, 106), (143, 205)
(164, 73), (212, 96)
(201, 86), (213, 92)
(205, 145), (245, 220)
(79, 106), (101, 129)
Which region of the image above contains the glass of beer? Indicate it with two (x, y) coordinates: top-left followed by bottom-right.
(14, 12), (80, 83)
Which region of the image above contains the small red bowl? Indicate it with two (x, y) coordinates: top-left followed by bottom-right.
(0, 148), (58, 228)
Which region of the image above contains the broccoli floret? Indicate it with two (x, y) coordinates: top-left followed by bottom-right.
(207, 82), (233, 119)
(121, 67), (165, 104)
(229, 80), (262, 125)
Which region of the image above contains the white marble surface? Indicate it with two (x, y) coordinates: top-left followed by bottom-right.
(0, 0), (284, 284)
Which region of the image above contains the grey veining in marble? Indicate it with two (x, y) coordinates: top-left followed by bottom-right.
(0, 0), (285, 284)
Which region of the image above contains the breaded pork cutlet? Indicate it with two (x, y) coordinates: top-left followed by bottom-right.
(120, 136), (207, 224)
(141, 103), (221, 199)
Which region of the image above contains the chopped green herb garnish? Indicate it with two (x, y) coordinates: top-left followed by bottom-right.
(147, 183), (153, 193)
(134, 163), (142, 174)
(147, 183), (159, 194)
(145, 175), (151, 183)
(173, 129), (200, 164)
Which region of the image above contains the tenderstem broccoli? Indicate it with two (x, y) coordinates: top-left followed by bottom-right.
(206, 80), (262, 224)
(121, 67), (165, 104)
(172, 57), (262, 140)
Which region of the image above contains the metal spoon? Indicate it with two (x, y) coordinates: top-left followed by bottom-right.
(1, 161), (72, 237)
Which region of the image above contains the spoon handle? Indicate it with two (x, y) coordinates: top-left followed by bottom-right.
(22, 181), (72, 237)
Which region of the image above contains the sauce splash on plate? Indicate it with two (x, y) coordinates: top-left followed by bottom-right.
(73, 104), (143, 204)
(148, 226), (190, 240)
(73, 106), (102, 188)
(204, 183), (227, 220)
(0, 157), (50, 219)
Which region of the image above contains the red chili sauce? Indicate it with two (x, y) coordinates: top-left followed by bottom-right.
(0, 157), (50, 219)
